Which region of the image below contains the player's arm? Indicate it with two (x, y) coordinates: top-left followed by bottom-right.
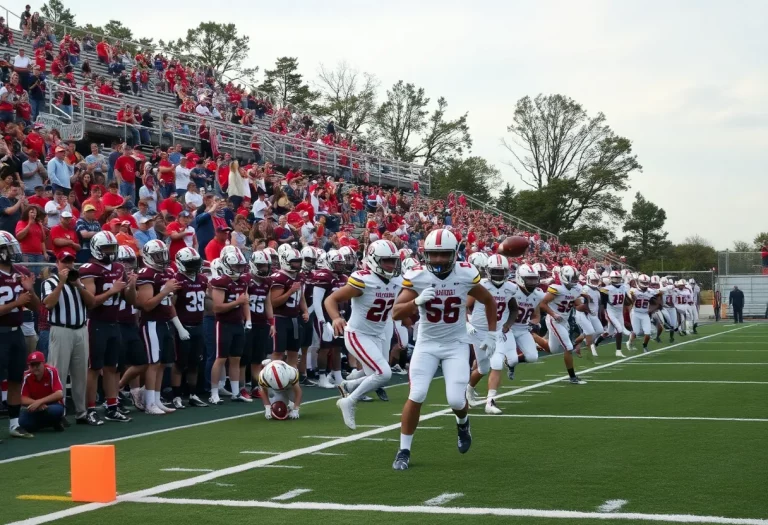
(502, 297), (518, 332)
(137, 279), (178, 311)
(82, 276), (127, 308)
(574, 294), (590, 313)
(299, 291), (308, 321)
(290, 381), (302, 409)
(392, 287), (419, 321)
(648, 293), (661, 314)
(271, 281), (299, 307)
(124, 274), (137, 305)
(530, 304), (541, 326)
(600, 290), (609, 309)
(466, 295), (475, 315)
(242, 292), (251, 324)
(325, 284), (362, 336)
(623, 292), (633, 314)
(212, 287), (245, 313)
(540, 292), (561, 321)
(313, 286), (328, 324)
(468, 283), (497, 333)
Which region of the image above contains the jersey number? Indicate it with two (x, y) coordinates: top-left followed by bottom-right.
(186, 291), (206, 312)
(425, 297), (461, 324)
(0, 285), (23, 312)
(556, 300), (574, 313)
(634, 299), (649, 309)
(496, 301), (506, 321)
(665, 296), (674, 307)
(285, 289), (301, 308)
(366, 298), (394, 322)
(515, 307), (534, 324)
(250, 295), (265, 313)
(611, 294), (624, 306)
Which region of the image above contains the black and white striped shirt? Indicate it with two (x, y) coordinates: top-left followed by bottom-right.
(42, 274), (87, 329)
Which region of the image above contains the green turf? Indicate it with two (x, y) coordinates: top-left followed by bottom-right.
(3, 322), (768, 524)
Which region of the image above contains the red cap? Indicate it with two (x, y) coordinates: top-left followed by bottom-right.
(27, 351), (45, 364)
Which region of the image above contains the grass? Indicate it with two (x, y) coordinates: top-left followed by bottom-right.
(3, 322), (768, 524)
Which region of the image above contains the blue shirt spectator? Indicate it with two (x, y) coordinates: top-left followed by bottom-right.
(46, 149), (73, 190)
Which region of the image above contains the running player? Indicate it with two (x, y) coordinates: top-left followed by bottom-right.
(503, 263), (545, 382)
(599, 270), (630, 357)
(660, 277), (678, 342)
(675, 280), (692, 335)
(573, 270), (606, 357)
(626, 274), (662, 353)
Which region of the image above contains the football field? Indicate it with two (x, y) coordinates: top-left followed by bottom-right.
(3, 322), (768, 525)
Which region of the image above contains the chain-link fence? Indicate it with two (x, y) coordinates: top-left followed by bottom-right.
(718, 252), (766, 275)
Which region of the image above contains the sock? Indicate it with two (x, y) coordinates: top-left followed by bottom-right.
(107, 397), (117, 409)
(594, 335), (604, 346)
(1, 379), (7, 402)
(8, 404), (20, 428)
(219, 379), (226, 390)
(9, 417), (19, 429)
(456, 414), (468, 425)
(172, 386), (182, 398)
(400, 433), (413, 451)
(487, 389), (497, 402)
(154, 390), (162, 405)
(210, 389), (220, 402)
(567, 367), (576, 379)
(230, 381), (240, 395)
(145, 389), (154, 406)
(332, 370), (343, 384)
(87, 402), (96, 411)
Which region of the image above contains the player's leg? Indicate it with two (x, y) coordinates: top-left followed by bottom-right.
(209, 321), (233, 405)
(441, 343), (472, 453)
(640, 315), (652, 352)
(102, 328), (127, 421)
(338, 331), (391, 429)
(606, 309), (627, 357)
(628, 312), (642, 352)
(228, 323), (247, 402)
(5, 331), (30, 436)
(485, 332), (515, 414)
(466, 330), (487, 406)
(663, 308), (677, 342)
(284, 318), (300, 368)
(141, 321), (165, 415)
(548, 317), (584, 384)
(171, 331), (188, 408)
(238, 327), (253, 400)
(574, 311), (595, 356)
(249, 325), (269, 398)
(184, 326), (205, 406)
(271, 317), (288, 362)
(119, 324), (147, 410)
(653, 312), (664, 342)
(85, 321), (106, 424)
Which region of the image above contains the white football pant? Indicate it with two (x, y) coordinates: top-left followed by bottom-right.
(408, 340), (469, 411)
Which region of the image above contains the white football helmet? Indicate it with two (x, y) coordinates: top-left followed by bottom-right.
(637, 273), (650, 290)
(263, 247), (279, 268)
(117, 245), (137, 271)
(676, 279), (687, 288)
(552, 265), (562, 279)
(250, 250), (271, 278)
(587, 269), (601, 287)
(688, 278), (696, 286)
(560, 265), (579, 289)
(649, 275), (661, 290)
(516, 263), (539, 293)
(142, 239), (169, 270)
(91, 231), (119, 264)
(366, 239), (400, 280)
(401, 257), (419, 274)
(326, 249), (346, 273)
(424, 228), (458, 278)
(486, 254), (509, 286)
(399, 248), (413, 261)
(468, 252), (489, 277)
(0, 231), (21, 264)
(258, 360), (298, 391)
(279, 246), (302, 275)
(338, 245), (357, 273)
(532, 262), (550, 279)
(315, 251), (331, 271)
(300, 246), (318, 272)
(610, 270), (623, 285)
(660, 276), (668, 287)
(210, 258), (224, 279)
(220, 245), (248, 279)
(176, 247), (202, 276)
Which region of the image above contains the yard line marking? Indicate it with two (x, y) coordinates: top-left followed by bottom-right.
(628, 362), (768, 365)
(160, 468), (213, 473)
(240, 451), (280, 455)
(428, 403), (451, 407)
(418, 426), (444, 430)
(424, 492), (464, 506)
(588, 379), (768, 385)
(310, 452), (346, 456)
(598, 499), (628, 513)
(16, 495), (72, 502)
(127, 497), (768, 524)
(453, 414), (768, 422)
(10, 324), (754, 525)
(271, 489), (312, 501)
(494, 400), (527, 404)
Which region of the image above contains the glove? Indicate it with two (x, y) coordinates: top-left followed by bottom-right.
(288, 409), (300, 420)
(264, 406), (272, 420)
(414, 286), (436, 306)
(244, 320), (252, 330)
(322, 321), (334, 342)
(466, 324), (477, 337)
(479, 332), (497, 356)
(528, 322), (541, 334)
(177, 326), (190, 341)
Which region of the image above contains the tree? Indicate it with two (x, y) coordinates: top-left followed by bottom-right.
(315, 62), (378, 133)
(41, 0), (76, 27)
(670, 236), (717, 271)
(753, 232), (768, 250)
(733, 240), (752, 252)
(103, 20), (133, 41)
(160, 22), (257, 84)
(503, 94), (641, 234)
(494, 183), (517, 216)
(429, 157), (501, 204)
(259, 57), (318, 109)
(417, 97), (471, 167)
(621, 193), (672, 260)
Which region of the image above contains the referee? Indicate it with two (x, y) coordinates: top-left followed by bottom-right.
(42, 252), (93, 424)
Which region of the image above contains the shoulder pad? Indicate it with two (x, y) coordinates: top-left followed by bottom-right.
(546, 285), (560, 295)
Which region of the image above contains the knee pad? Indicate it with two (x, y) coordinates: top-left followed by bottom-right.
(446, 386), (467, 411)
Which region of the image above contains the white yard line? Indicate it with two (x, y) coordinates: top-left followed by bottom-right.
(453, 414), (768, 423)
(7, 324), (755, 525)
(355, 424), (385, 428)
(125, 497), (768, 524)
(271, 489), (312, 501)
(424, 493), (464, 506)
(588, 379), (768, 385)
(598, 499), (629, 513)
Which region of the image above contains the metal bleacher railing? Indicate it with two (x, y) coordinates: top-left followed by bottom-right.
(2, 5), (429, 191)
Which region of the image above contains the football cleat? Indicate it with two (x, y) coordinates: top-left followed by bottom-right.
(392, 449), (411, 471)
(336, 397), (356, 430)
(375, 388), (389, 402)
(360, 395), (374, 402)
(569, 376), (587, 385)
(615, 350), (626, 357)
(172, 397), (186, 410)
(104, 409), (132, 423)
(299, 376), (317, 387)
(208, 396), (224, 406)
(188, 394), (208, 407)
(316, 374), (336, 389)
(390, 364), (407, 375)
(643, 347), (649, 353)
(156, 402), (175, 413)
(590, 344), (598, 357)
(507, 364), (516, 381)
(145, 404), (165, 415)
(218, 385), (233, 397)
(337, 381), (351, 398)
(484, 399), (502, 415)
(465, 385), (483, 407)
(457, 419), (472, 454)
(232, 391), (253, 403)
(85, 411), (104, 426)
(655, 335), (662, 343)
(9, 425), (33, 438)
(131, 388), (146, 411)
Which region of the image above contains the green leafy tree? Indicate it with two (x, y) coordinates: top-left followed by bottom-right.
(259, 57), (319, 108)
(315, 62), (378, 133)
(494, 183), (517, 216)
(429, 157), (501, 204)
(41, 0), (76, 28)
(160, 22), (258, 84)
(670, 236), (717, 271)
(753, 232), (768, 250)
(503, 94), (641, 234)
(103, 20), (133, 41)
(733, 240), (752, 252)
(620, 193), (672, 261)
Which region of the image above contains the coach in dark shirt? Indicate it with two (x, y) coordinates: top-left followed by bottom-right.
(728, 286), (745, 323)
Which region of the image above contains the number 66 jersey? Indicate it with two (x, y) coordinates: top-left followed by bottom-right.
(347, 269), (400, 337)
(401, 262), (481, 344)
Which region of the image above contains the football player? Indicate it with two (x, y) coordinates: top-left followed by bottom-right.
(297, 246), (319, 385)
(246, 251), (276, 396)
(688, 278), (700, 334)
(170, 247), (209, 408)
(115, 246), (147, 411)
(468, 252), (489, 278)
(540, 265), (586, 385)
(80, 232), (131, 424)
(391, 229), (499, 471)
(464, 254), (518, 411)
(270, 247), (309, 368)
(675, 279), (692, 336)
(660, 277), (678, 342)
(325, 240), (401, 429)
(503, 263), (545, 382)
(626, 274), (662, 353)
(598, 270), (630, 357)
(209, 246), (251, 404)
(572, 270), (606, 357)
(258, 360), (301, 420)
(0, 232), (40, 437)
(649, 275), (666, 343)
(309, 250), (341, 388)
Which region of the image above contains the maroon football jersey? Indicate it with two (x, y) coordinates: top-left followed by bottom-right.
(270, 271), (303, 318)
(117, 293), (138, 324)
(310, 269), (336, 320)
(79, 261), (126, 323)
(174, 272), (208, 326)
(301, 269), (313, 309)
(335, 273), (349, 320)
(136, 267), (175, 322)
(247, 275), (271, 326)
(0, 265), (31, 327)
(210, 274), (248, 323)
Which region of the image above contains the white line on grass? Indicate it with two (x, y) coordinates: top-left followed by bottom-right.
(126, 497), (768, 524)
(271, 489), (312, 501)
(160, 468), (213, 473)
(598, 499), (628, 512)
(9, 324), (755, 525)
(355, 424), (385, 428)
(453, 414), (768, 423)
(424, 493), (464, 506)
(588, 380), (768, 385)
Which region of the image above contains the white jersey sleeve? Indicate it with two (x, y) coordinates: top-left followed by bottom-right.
(346, 270), (400, 337)
(582, 285), (602, 316)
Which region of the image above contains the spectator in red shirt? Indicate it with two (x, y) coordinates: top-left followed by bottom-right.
(50, 211), (79, 259)
(166, 211), (196, 261)
(20, 351), (65, 433)
(159, 192), (183, 219)
(27, 185), (49, 209)
(115, 203), (138, 231)
(157, 151), (175, 199)
(15, 206), (46, 269)
(204, 226), (231, 261)
(102, 182), (125, 215)
(82, 185), (105, 221)
(113, 144), (138, 201)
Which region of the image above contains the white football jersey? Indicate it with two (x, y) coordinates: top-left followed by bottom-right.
(675, 287), (692, 308)
(469, 278), (518, 332)
(546, 282), (581, 321)
(512, 286), (545, 328)
(346, 270), (402, 337)
(628, 287), (661, 314)
(402, 262), (481, 344)
(686, 285), (696, 305)
(581, 285), (602, 316)
(661, 285), (677, 309)
(601, 283), (629, 311)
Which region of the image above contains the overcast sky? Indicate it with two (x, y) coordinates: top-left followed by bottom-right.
(59, 0), (768, 249)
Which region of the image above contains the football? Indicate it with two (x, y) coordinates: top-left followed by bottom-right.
(498, 236), (529, 257)
(271, 400), (288, 420)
